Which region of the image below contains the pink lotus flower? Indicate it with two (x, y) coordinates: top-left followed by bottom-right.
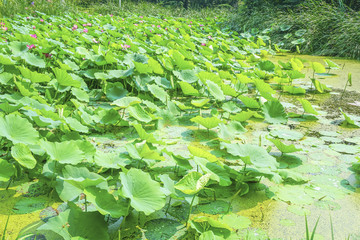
(2, 27), (7, 31)
(101, 29), (104, 32)
(140, 16), (143, 18)
(152, 25), (155, 27)
(27, 44), (36, 50)
(72, 24), (78, 30)
(188, 25), (192, 27)
(92, 38), (99, 43)
(30, 34), (37, 39)
(110, 14), (113, 17)
(40, 19), (44, 22)
(83, 28), (88, 33)
(208, 36), (212, 40)
(201, 43), (206, 46)
(87, 23), (92, 27)
(139, 20), (144, 23)
(32, 26), (36, 29)
(200, 24), (204, 27)
(0, 22), (4, 26)
(134, 24), (138, 26)
(121, 44), (131, 49)
(26, 17), (30, 20)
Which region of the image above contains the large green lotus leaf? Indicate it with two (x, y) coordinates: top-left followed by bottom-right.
(61, 165), (107, 190)
(11, 143), (37, 169)
(127, 104), (152, 123)
(94, 151), (131, 169)
(287, 70), (305, 79)
(193, 157), (232, 186)
(0, 72), (13, 85)
(0, 102), (23, 114)
(158, 174), (176, 196)
(297, 98), (318, 115)
(53, 68), (81, 88)
(40, 140), (83, 164)
(188, 146), (217, 162)
(37, 203), (110, 240)
(21, 52), (46, 68)
(18, 66), (51, 83)
(9, 42), (29, 57)
(173, 70), (199, 83)
(238, 95), (260, 109)
(138, 143), (165, 162)
(144, 219), (183, 240)
(199, 231), (224, 240)
(0, 114), (39, 145)
(84, 187), (129, 218)
(340, 109), (360, 128)
(108, 68), (134, 79)
(13, 196), (48, 214)
(0, 159), (15, 182)
(267, 138), (302, 153)
(282, 85), (306, 95)
(105, 82), (128, 101)
(262, 100), (288, 124)
(148, 84), (169, 104)
(134, 62), (152, 74)
(119, 168), (166, 215)
(230, 110), (260, 122)
(221, 102), (241, 114)
(329, 144), (359, 154)
(190, 215), (231, 237)
(220, 84), (238, 97)
(0, 54), (15, 65)
(55, 179), (82, 201)
(197, 71), (221, 85)
(270, 185), (313, 205)
(325, 59), (340, 69)
(311, 79), (331, 93)
(65, 117), (89, 133)
(174, 172), (211, 195)
(132, 123), (165, 144)
(178, 81), (200, 96)
(99, 108), (121, 125)
(206, 80), (225, 101)
(112, 97), (141, 108)
(219, 213), (251, 230)
(278, 169), (307, 183)
(254, 79), (276, 94)
(191, 99), (210, 108)
(148, 58), (164, 75)
(71, 88), (89, 102)
(270, 129), (304, 140)
(311, 62), (326, 73)
(190, 116), (222, 129)
(218, 122), (246, 142)
(221, 143), (279, 169)
(258, 60), (275, 72)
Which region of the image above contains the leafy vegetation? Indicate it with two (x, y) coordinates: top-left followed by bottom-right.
(0, 7), (359, 240)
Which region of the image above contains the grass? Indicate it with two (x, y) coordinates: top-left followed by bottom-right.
(227, 0), (360, 60)
(0, 0), (235, 19)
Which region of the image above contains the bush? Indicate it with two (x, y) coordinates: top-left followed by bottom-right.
(227, 0), (360, 59)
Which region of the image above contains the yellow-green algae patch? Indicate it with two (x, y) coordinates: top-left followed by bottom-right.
(0, 187), (58, 240)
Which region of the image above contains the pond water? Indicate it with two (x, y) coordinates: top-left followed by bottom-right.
(270, 53), (360, 92)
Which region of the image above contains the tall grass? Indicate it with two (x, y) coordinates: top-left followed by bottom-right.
(227, 0), (360, 60)
(0, 0), (235, 20)
(0, 0), (79, 17)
